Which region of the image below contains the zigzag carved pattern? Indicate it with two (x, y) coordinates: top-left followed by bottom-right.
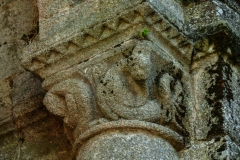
(27, 4), (193, 72)
(28, 7), (148, 71)
(146, 11), (193, 61)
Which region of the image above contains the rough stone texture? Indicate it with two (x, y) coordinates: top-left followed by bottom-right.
(189, 34), (240, 143)
(149, 0), (184, 29)
(0, 114), (72, 160)
(0, 0), (38, 80)
(0, 44), (24, 80)
(0, 0), (72, 159)
(77, 131), (178, 160)
(21, 3), (193, 79)
(0, 79), (13, 135)
(0, 71), (72, 159)
(185, 1), (240, 40)
(38, 0), (143, 40)
(1, 0), (240, 159)
(12, 72), (46, 129)
(179, 136), (240, 160)
(42, 38), (189, 159)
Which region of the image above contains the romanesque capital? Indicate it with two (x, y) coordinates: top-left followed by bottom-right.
(20, 0), (240, 159)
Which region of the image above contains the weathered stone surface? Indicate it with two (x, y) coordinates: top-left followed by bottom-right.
(0, 44), (25, 80)
(0, 0), (38, 80)
(1, 0), (240, 159)
(0, 114), (72, 160)
(179, 136), (240, 160)
(38, 0), (75, 20)
(12, 72), (45, 106)
(0, 80), (14, 135)
(0, 0), (39, 139)
(73, 120), (184, 159)
(38, 0), (143, 40)
(17, 114), (72, 160)
(21, 2), (193, 79)
(0, 132), (19, 159)
(185, 1), (240, 40)
(0, 71), (72, 159)
(11, 72), (46, 128)
(43, 78), (95, 142)
(189, 41), (240, 144)
(77, 130), (178, 160)
(149, 0), (184, 29)
(0, 0), (38, 46)
(95, 40), (189, 135)
(0, 0), (74, 158)
(42, 35), (191, 158)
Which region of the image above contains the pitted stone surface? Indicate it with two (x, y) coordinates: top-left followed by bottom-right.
(96, 41), (162, 122)
(1, 0), (240, 159)
(77, 131), (178, 160)
(42, 39), (189, 158)
(38, 0), (144, 40)
(21, 2), (193, 78)
(43, 78), (95, 140)
(73, 120), (184, 153)
(179, 136), (240, 160)
(224, 65), (240, 143)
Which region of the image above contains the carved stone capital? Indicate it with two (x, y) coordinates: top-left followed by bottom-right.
(41, 39), (190, 159)
(20, 0), (240, 159)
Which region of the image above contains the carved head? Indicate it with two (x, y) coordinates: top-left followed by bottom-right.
(129, 41), (153, 81)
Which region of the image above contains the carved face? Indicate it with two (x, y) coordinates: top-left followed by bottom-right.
(130, 48), (152, 81)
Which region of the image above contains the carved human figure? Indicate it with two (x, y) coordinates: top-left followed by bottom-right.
(97, 40), (186, 131)
(43, 40), (186, 143)
(96, 41), (161, 122)
(43, 41), (186, 159)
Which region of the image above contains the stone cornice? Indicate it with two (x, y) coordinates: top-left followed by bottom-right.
(21, 2), (193, 79)
(21, 0), (240, 80)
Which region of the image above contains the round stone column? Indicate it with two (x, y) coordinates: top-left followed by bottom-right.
(73, 120), (184, 160)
